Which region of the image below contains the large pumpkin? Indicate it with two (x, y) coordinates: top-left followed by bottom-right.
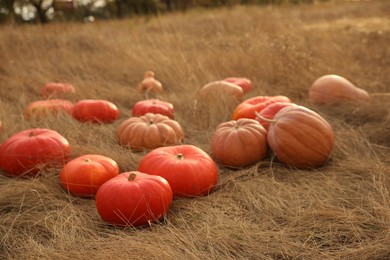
(138, 145), (218, 198)
(232, 95), (291, 120)
(308, 74), (371, 104)
(223, 77), (252, 94)
(131, 99), (174, 119)
(117, 113), (184, 151)
(261, 105), (334, 169)
(24, 99), (74, 119)
(0, 128), (71, 177)
(60, 154), (119, 197)
(95, 171), (173, 227)
(211, 118), (268, 168)
(41, 82), (76, 98)
(72, 99), (119, 123)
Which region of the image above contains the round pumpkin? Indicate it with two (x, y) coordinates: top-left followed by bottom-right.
(211, 118), (268, 168)
(0, 128), (71, 177)
(223, 77), (252, 94)
(198, 80), (244, 101)
(263, 105), (334, 169)
(232, 95), (291, 120)
(95, 171), (173, 227)
(60, 154), (119, 197)
(117, 113), (184, 151)
(255, 102), (297, 130)
(24, 99), (74, 120)
(138, 145), (218, 198)
(41, 82), (75, 98)
(72, 99), (119, 123)
(309, 74), (371, 104)
(132, 99), (174, 119)
(137, 71), (163, 95)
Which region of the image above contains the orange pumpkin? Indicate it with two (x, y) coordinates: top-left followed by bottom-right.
(223, 77), (252, 94)
(198, 81), (244, 101)
(24, 99), (74, 120)
(137, 71), (163, 95)
(41, 82), (75, 99)
(259, 105), (334, 169)
(211, 118), (268, 168)
(117, 113), (184, 151)
(309, 74), (371, 104)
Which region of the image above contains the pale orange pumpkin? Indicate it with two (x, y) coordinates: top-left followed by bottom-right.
(137, 71), (163, 96)
(198, 80), (244, 101)
(211, 118), (268, 168)
(257, 106), (334, 169)
(309, 74), (371, 104)
(117, 113), (184, 151)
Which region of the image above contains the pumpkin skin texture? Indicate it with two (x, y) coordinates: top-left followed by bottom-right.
(60, 154), (119, 197)
(132, 99), (174, 119)
(255, 102), (297, 131)
(309, 74), (371, 104)
(72, 99), (119, 123)
(223, 77), (252, 94)
(232, 95), (291, 120)
(137, 71), (163, 94)
(95, 171), (173, 227)
(266, 106), (334, 169)
(211, 119), (268, 168)
(41, 82), (76, 99)
(198, 81), (244, 101)
(138, 145), (218, 198)
(117, 113), (184, 151)
(24, 99), (74, 120)
(0, 128), (71, 177)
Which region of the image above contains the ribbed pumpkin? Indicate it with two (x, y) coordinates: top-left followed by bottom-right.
(117, 113), (184, 151)
(211, 118), (268, 168)
(309, 74), (371, 104)
(259, 106), (334, 169)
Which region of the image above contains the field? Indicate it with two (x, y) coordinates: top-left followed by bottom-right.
(0, 0), (390, 259)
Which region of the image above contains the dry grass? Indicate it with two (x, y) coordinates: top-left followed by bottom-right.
(0, 0), (390, 259)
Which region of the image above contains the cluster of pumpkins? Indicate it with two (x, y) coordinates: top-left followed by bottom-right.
(0, 72), (371, 227)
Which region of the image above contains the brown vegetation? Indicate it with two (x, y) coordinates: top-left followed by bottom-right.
(0, 0), (389, 259)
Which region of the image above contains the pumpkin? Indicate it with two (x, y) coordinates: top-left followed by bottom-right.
(41, 82), (75, 98)
(60, 154), (119, 197)
(0, 128), (71, 177)
(24, 99), (74, 120)
(137, 71), (163, 96)
(257, 105), (334, 169)
(309, 74), (371, 104)
(211, 118), (268, 168)
(95, 171), (173, 227)
(117, 113), (184, 151)
(255, 102), (297, 130)
(132, 99), (174, 119)
(72, 99), (119, 123)
(138, 145), (218, 198)
(198, 80), (244, 101)
(232, 95), (291, 120)
(223, 77), (252, 94)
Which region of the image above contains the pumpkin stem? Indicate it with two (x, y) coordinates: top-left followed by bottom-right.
(177, 153), (184, 160)
(128, 172), (137, 181)
(254, 111), (276, 124)
(148, 119), (154, 125)
(29, 131), (35, 137)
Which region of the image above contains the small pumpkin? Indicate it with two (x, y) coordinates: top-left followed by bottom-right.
(41, 82), (75, 98)
(24, 99), (74, 120)
(0, 128), (71, 177)
(255, 102), (297, 130)
(198, 80), (244, 101)
(257, 105), (334, 169)
(211, 118), (268, 168)
(137, 71), (163, 96)
(60, 154), (119, 197)
(132, 99), (174, 119)
(309, 74), (371, 104)
(117, 113), (184, 151)
(72, 99), (119, 123)
(95, 171), (173, 227)
(232, 95), (291, 120)
(223, 77), (252, 94)
(138, 145), (218, 198)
